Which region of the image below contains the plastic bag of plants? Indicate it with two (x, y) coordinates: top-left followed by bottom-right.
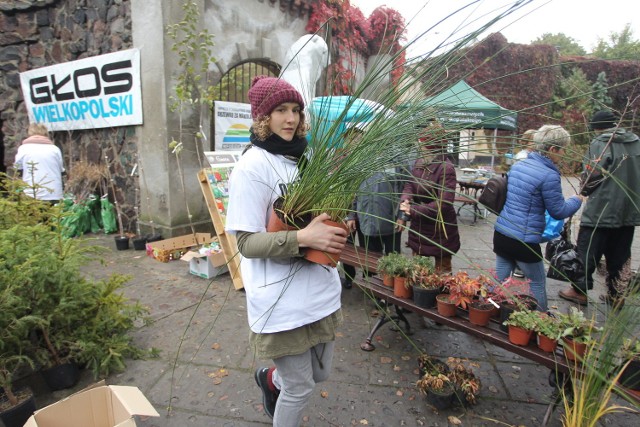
(101, 197), (117, 234)
(86, 195), (102, 233)
(60, 200), (92, 238)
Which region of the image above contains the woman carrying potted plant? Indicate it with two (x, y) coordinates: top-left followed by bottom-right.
(225, 76), (347, 423)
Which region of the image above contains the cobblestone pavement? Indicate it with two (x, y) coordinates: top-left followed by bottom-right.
(28, 177), (639, 427)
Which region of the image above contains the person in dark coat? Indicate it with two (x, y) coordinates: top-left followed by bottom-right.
(398, 123), (460, 273)
(559, 110), (640, 306)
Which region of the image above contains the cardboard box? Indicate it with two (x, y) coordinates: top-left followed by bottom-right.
(24, 383), (159, 427)
(146, 233), (214, 262)
(181, 249), (228, 279)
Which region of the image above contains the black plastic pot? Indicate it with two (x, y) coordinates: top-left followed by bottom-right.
(619, 359), (640, 391)
(41, 361), (81, 391)
(426, 384), (456, 410)
(0, 389), (36, 427)
(145, 233), (163, 243)
(114, 235), (130, 250)
(498, 295), (538, 332)
(413, 286), (442, 309)
(132, 236), (148, 250)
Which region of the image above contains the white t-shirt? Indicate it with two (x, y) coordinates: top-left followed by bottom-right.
(225, 147), (341, 334)
(15, 141), (64, 200)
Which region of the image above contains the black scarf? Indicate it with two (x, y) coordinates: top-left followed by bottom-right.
(249, 129), (308, 161)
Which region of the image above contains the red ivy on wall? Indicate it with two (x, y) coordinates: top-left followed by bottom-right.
(306, 1), (407, 95)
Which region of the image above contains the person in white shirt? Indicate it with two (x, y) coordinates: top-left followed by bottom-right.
(14, 123), (64, 203)
(514, 129), (536, 162)
(225, 76), (347, 425)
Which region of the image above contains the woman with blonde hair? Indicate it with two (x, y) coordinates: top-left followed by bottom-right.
(15, 123), (64, 203)
(493, 125), (584, 311)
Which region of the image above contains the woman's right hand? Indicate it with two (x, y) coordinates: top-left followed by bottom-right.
(297, 213), (347, 253)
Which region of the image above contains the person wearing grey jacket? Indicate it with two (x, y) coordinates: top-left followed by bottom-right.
(559, 110), (640, 306)
(342, 128), (413, 288)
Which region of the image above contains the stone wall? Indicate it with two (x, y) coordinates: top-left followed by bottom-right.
(0, 0), (139, 231)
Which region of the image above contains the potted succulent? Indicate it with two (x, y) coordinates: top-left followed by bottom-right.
(557, 307), (601, 362)
(532, 312), (564, 353)
(502, 309), (539, 346)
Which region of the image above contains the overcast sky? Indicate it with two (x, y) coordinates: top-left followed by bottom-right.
(351, 0), (638, 58)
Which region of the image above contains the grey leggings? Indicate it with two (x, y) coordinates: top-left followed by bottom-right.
(271, 341), (335, 427)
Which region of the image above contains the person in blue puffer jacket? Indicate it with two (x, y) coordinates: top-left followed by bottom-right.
(493, 125), (585, 311)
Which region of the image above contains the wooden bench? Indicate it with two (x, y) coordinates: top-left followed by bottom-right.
(354, 275), (572, 372)
(339, 242), (382, 275)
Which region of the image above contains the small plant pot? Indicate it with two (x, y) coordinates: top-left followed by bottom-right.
(436, 294), (457, 317)
(468, 303), (493, 326)
(0, 388), (36, 427)
(508, 325), (533, 346)
(498, 295), (538, 332)
(562, 337), (587, 362)
(413, 286), (441, 309)
(393, 277), (412, 299)
(418, 357), (449, 378)
(537, 334), (558, 353)
(114, 235), (130, 250)
(132, 235), (148, 250)
(382, 274), (394, 287)
(41, 361), (81, 391)
(618, 359), (640, 391)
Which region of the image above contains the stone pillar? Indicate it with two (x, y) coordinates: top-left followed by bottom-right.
(131, 0), (212, 237)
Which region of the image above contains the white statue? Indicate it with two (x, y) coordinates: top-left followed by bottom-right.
(279, 34), (329, 108)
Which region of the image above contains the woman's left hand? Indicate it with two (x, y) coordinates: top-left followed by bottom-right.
(297, 213), (347, 253)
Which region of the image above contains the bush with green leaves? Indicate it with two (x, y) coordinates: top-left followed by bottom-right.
(0, 175), (158, 385)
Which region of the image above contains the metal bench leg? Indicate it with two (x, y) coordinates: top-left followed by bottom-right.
(541, 370), (571, 427)
(360, 303), (412, 351)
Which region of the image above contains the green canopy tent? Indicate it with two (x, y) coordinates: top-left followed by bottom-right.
(406, 80), (518, 169)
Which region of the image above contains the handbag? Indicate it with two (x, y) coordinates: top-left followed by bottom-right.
(541, 210), (563, 242)
(546, 220), (584, 283)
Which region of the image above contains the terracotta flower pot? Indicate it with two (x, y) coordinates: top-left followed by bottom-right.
(562, 337), (587, 362)
(468, 303), (493, 326)
(393, 276), (412, 299)
(436, 294), (457, 317)
(508, 325), (533, 346)
(537, 334), (558, 353)
(382, 274), (394, 287)
(303, 220), (349, 267)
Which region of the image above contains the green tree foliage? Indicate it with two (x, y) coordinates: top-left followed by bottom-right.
(591, 71), (612, 113)
(591, 24), (640, 60)
(532, 32), (586, 56)
(551, 68), (592, 119)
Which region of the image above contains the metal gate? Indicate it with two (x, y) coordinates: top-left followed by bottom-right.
(209, 59), (280, 150)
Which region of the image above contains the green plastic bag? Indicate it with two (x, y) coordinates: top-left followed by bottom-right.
(101, 197), (117, 234)
(60, 200), (92, 238)
(87, 196), (101, 233)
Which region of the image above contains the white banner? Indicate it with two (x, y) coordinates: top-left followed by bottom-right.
(214, 101), (252, 151)
(19, 49), (143, 131)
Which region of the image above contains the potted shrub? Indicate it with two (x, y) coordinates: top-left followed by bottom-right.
(409, 256), (442, 308)
(377, 252), (402, 287)
(533, 312), (564, 353)
(437, 271), (481, 313)
(446, 357), (482, 405)
(0, 283), (41, 427)
(557, 307), (601, 362)
(503, 309), (539, 346)
(416, 372), (456, 410)
(618, 338), (640, 391)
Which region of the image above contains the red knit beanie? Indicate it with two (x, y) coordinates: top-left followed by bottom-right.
(248, 76), (304, 119)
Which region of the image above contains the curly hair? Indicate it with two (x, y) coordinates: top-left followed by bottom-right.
(253, 110), (308, 140)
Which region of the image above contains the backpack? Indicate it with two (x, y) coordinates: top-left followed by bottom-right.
(478, 175), (508, 215)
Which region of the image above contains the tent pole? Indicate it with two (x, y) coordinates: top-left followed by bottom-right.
(490, 128), (497, 171)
